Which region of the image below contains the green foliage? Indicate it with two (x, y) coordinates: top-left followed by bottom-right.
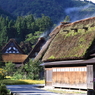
(0, 0), (92, 23)
(12, 73), (23, 80)
(23, 59), (43, 80)
(0, 83), (10, 95)
(0, 79), (44, 85)
(0, 14), (53, 48)
(64, 15), (71, 22)
(2, 60), (43, 80)
(48, 55), (55, 59)
(3, 62), (16, 76)
(12, 67), (24, 80)
(0, 68), (6, 80)
(25, 31), (43, 44)
(0, 16), (8, 47)
(0, 79), (29, 85)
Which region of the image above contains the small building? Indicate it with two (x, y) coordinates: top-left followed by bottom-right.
(35, 17), (95, 92)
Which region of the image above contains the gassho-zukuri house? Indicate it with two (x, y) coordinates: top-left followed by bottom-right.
(34, 16), (95, 91)
(1, 37), (45, 67)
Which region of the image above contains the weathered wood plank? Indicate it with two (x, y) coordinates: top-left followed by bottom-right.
(87, 65), (94, 89)
(52, 67), (87, 89)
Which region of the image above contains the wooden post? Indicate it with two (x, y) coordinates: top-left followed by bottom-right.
(87, 65), (95, 95)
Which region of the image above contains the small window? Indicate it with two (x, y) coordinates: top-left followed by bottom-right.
(13, 51), (15, 53)
(9, 51), (12, 53)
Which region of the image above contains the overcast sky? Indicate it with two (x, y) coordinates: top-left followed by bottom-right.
(89, 0), (95, 3)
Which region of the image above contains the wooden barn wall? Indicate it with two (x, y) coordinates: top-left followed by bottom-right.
(52, 66), (87, 89)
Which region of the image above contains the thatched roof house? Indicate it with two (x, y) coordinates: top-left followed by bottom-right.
(2, 39), (28, 67)
(1, 38), (46, 67)
(35, 17), (95, 90)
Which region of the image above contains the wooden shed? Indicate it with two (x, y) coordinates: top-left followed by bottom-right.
(35, 17), (95, 93)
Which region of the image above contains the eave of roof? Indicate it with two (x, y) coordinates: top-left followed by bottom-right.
(41, 58), (95, 66)
(2, 54), (28, 63)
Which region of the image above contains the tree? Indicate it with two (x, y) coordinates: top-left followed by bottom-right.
(3, 62), (16, 76)
(25, 31), (43, 44)
(23, 59), (43, 79)
(35, 15), (53, 31)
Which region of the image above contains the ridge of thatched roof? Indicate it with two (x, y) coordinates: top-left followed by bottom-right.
(41, 17), (95, 62)
(24, 37), (45, 63)
(34, 26), (61, 61)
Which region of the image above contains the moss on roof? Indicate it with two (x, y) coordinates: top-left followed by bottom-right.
(42, 17), (95, 62)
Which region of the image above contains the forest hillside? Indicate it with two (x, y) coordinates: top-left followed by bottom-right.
(0, 0), (95, 23)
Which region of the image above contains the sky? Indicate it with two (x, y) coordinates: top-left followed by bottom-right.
(81, 0), (95, 3)
(89, 0), (95, 3)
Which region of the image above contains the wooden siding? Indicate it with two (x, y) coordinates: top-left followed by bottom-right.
(87, 65), (94, 89)
(2, 54), (28, 63)
(45, 66), (87, 89)
(45, 68), (52, 86)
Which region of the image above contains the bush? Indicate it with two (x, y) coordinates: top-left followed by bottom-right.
(0, 68), (6, 80)
(23, 59), (43, 80)
(3, 62), (16, 76)
(2, 60), (44, 80)
(0, 83), (10, 95)
(12, 73), (23, 80)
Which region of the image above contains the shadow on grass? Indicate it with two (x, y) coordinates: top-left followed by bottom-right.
(0, 79), (30, 85)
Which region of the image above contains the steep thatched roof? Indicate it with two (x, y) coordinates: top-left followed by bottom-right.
(1, 38), (28, 63)
(2, 38), (25, 54)
(41, 17), (95, 62)
(24, 37), (45, 63)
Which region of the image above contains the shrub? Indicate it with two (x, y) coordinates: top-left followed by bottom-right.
(0, 83), (10, 95)
(23, 59), (43, 80)
(0, 68), (6, 80)
(3, 62), (16, 76)
(12, 73), (23, 80)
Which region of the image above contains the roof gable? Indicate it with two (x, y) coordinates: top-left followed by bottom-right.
(2, 39), (25, 54)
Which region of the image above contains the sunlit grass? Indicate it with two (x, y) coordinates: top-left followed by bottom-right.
(0, 79), (45, 85)
(19, 79), (45, 84)
(46, 89), (87, 94)
(5, 76), (12, 79)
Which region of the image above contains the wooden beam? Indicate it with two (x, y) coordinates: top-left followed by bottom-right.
(87, 65), (95, 95)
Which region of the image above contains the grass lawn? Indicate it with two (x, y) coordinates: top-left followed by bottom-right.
(0, 79), (45, 85)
